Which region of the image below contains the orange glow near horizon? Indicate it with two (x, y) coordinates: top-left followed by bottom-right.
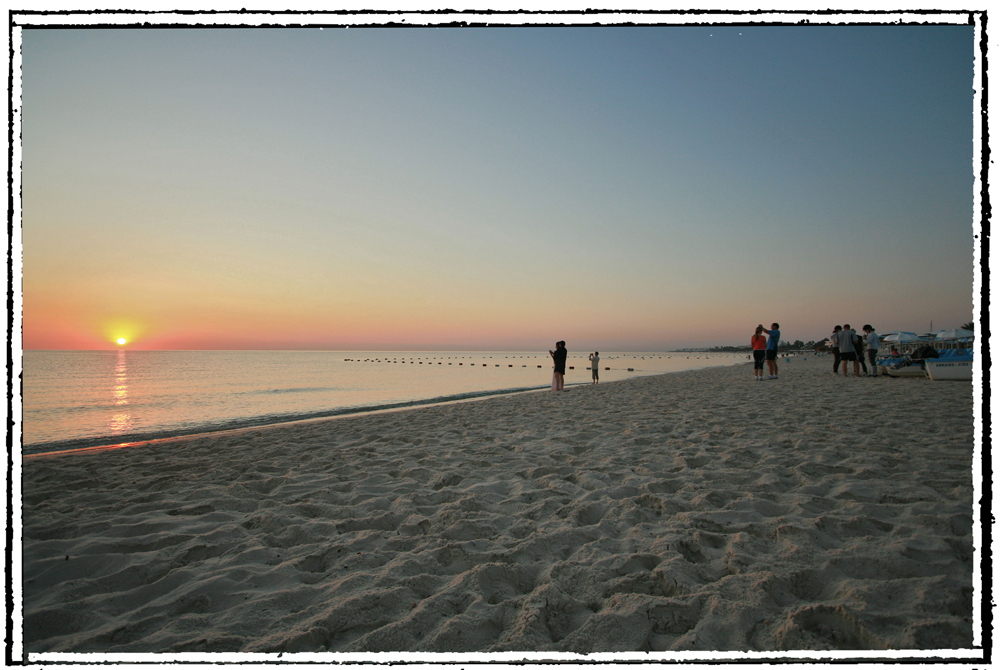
(20, 285), (973, 352)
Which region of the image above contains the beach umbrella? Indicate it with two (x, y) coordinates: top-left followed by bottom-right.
(883, 332), (920, 343)
(935, 328), (974, 340)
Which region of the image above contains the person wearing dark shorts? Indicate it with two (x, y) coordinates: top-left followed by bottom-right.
(763, 323), (781, 379)
(838, 324), (860, 377)
(751, 326), (768, 381)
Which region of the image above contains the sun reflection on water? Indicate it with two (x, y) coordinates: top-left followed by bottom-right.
(110, 350), (132, 434)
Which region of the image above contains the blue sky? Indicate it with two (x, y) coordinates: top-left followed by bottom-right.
(21, 24), (976, 350)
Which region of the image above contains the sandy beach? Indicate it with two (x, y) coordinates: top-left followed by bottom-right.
(21, 355), (976, 656)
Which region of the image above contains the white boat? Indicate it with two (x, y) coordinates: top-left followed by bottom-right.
(925, 359), (973, 381)
(877, 332), (973, 379)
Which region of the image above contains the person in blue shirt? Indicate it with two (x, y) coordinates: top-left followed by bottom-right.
(763, 323), (781, 379)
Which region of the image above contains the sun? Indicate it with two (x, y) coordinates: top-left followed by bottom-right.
(103, 319), (143, 348)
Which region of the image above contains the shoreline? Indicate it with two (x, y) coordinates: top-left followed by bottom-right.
(21, 356), (977, 655)
(23, 359), (750, 458)
(22, 383), (552, 457)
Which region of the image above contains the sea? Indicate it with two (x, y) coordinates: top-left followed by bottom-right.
(20, 350), (747, 455)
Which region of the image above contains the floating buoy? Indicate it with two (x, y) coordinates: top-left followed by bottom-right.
(569, 366), (574, 370)
(628, 368), (634, 371)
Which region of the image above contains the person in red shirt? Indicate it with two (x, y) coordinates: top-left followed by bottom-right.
(751, 325), (768, 381)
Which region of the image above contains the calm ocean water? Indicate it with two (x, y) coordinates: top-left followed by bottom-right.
(21, 350), (746, 455)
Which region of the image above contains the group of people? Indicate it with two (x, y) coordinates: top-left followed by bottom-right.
(750, 323), (781, 381)
(830, 324), (880, 377)
(554, 322), (880, 390)
(548, 342), (601, 391)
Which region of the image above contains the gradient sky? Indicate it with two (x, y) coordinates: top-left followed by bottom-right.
(20, 23), (977, 351)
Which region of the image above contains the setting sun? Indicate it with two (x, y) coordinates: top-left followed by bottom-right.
(116, 338), (127, 345)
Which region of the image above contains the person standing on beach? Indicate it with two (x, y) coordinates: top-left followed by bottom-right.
(589, 351), (600, 385)
(852, 327), (868, 375)
(751, 326), (768, 381)
(863, 325), (880, 377)
(550, 341), (567, 391)
(838, 324), (860, 376)
(763, 323), (780, 379)
(831, 325), (842, 374)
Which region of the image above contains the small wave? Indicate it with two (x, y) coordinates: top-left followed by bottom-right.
(253, 386), (349, 396)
